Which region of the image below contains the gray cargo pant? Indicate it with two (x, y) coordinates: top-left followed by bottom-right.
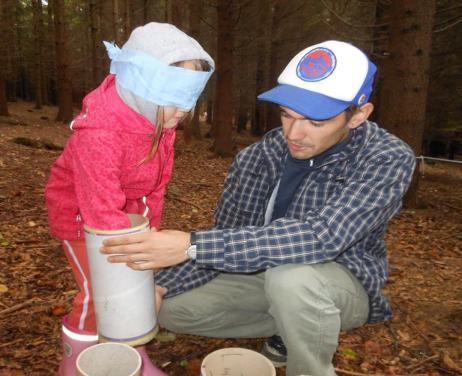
(158, 262), (369, 376)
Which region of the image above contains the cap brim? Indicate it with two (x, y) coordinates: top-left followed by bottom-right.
(258, 84), (351, 121)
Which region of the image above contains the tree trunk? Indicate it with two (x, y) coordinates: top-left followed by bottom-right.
(265, 0), (285, 132)
(0, 0), (13, 115)
(128, 0), (144, 31)
(378, 0), (436, 208)
(188, 0), (203, 140)
(253, 0), (272, 136)
(32, 0), (43, 109)
(112, 0), (122, 44)
(236, 99), (247, 133)
(142, 0), (148, 23)
(0, 78), (8, 116)
(326, 0), (378, 53)
(190, 108), (202, 140)
(169, 0), (182, 29)
(53, 0), (73, 123)
(123, 0), (130, 40)
(38, 0), (48, 104)
(47, 0), (56, 105)
(89, 0), (101, 86)
(99, 0), (116, 77)
(212, 1), (234, 157)
(206, 100), (213, 124)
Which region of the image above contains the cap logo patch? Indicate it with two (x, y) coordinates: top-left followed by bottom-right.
(296, 47), (336, 82)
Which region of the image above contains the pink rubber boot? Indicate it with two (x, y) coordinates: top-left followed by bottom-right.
(136, 345), (167, 376)
(58, 315), (98, 376)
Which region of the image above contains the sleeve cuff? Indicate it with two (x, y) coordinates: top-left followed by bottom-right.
(195, 229), (226, 269)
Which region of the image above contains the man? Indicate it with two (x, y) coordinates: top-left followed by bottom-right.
(102, 40), (416, 376)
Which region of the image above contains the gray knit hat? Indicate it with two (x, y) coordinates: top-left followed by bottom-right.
(123, 22), (214, 68)
(114, 22), (214, 124)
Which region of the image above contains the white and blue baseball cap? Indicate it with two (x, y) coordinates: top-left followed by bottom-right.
(258, 40), (377, 120)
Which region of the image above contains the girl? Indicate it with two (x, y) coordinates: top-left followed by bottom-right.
(45, 22), (214, 376)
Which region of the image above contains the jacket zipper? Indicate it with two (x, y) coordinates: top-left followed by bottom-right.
(76, 214), (82, 239)
(142, 196), (149, 217)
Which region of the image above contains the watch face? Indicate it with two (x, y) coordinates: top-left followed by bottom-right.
(187, 245), (197, 260)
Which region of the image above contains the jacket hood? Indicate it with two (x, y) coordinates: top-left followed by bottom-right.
(71, 75), (156, 135)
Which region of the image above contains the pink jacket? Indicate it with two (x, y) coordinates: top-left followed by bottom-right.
(45, 75), (176, 240)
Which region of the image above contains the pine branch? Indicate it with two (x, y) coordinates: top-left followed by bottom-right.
(321, 20), (388, 42)
(433, 17), (462, 33)
(436, 4), (462, 14)
(278, 3), (307, 24)
(200, 16), (217, 32)
(320, 0), (389, 28)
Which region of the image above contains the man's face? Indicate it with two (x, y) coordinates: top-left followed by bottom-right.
(280, 106), (353, 160)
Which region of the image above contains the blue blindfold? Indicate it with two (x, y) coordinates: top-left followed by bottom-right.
(104, 41), (213, 109)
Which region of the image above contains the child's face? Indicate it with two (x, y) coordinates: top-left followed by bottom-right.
(163, 107), (189, 129)
(162, 60), (200, 129)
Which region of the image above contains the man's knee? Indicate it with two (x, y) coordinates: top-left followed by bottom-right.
(159, 292), (219, 333)
(158, 297), (189, 333)
(264, 264), (327, 308)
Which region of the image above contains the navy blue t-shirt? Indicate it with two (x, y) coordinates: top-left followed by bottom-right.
(271, 132), (353, 221)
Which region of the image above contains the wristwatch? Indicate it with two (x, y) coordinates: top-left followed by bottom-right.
(186, 231), (197, 260)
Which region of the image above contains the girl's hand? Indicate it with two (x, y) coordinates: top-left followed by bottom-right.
(155, 285), (167, 315)
(100, 228), (191, 270)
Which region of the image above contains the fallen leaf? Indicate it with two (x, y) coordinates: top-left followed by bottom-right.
(364, 340), (382, 354)
(396, 329), (411, 341)
(0, 284), (8, 293)
(52, 306), (66, 316)
(442, 353), (462, 373)
(360, 361), (373, 372)
(341, 348), (357, 361)
(180, 359), (188, 367)
(0, 369), (25, 376)
(186, 358), (201, 374)
(155, 331), (176, 343)
(28, 221), (36, 227)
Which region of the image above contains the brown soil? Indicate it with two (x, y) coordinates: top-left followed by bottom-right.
(0, 101), (461, 376)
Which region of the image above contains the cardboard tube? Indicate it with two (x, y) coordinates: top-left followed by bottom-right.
(201, 347), (276, 376)
(76, 342), (141, 376)
(85, 214), (157, 346)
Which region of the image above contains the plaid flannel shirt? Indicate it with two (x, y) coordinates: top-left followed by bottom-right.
(156, 121), (416, 322)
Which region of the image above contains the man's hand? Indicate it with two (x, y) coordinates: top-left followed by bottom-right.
(100, 229), (191, 270)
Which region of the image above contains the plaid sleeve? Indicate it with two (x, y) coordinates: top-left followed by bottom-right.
(195, 152), (415, 272)
(155, 261), (219, 298)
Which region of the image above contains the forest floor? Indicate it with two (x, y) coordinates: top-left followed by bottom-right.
(0, 101), (461, 376)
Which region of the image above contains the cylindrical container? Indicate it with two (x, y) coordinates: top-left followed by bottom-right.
(201, 347), (276, 376)
(85, 214), (157, 346)
(76, 342), (141, 376)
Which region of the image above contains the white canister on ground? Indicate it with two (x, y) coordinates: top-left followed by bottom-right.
(85, 214), (156, 346)
(76, 342), (141, 376)
(201, 347), (276, 376)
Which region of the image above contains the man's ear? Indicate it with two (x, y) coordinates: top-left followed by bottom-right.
(348, 103), (374, 129)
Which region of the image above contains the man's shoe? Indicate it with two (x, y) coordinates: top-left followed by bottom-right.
(261, 335), (287, 367)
